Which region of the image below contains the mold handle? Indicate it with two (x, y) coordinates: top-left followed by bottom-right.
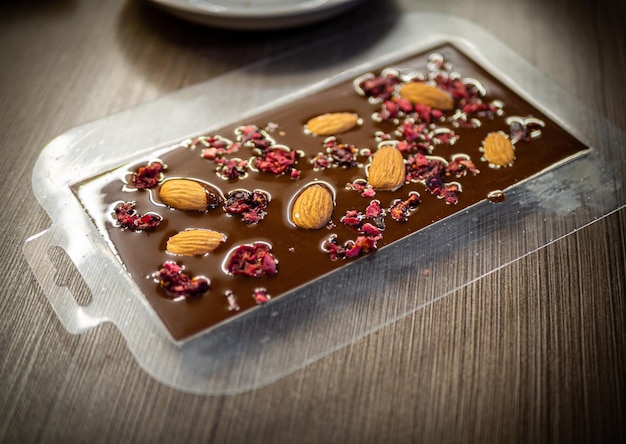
(23, 227), (107, 334)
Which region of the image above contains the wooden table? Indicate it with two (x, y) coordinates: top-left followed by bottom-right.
(1, 0), (624, 442)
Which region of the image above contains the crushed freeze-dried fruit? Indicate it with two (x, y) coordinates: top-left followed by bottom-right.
(131, 161), (164, 189)
(226, 243), (278, 278)
(113, 201), (162, 231)
(224, 189), (270, 224)
(154, 261), (209, 300)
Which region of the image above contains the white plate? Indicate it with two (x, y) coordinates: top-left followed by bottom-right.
(147, 0), (365, 30)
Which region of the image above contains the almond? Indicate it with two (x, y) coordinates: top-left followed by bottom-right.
(290, 184), (334, 230)
(482, 131), (515, 167)
(159, 179), (220, 212)
(368, 144), (406, 190)
(306, 112), (359, 136)
(398, 82), (454, 110)
(166, 229), (226, 256)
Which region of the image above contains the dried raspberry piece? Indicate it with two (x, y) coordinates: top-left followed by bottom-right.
(393, 119), (432, 154)
(461, 100), (501, 120)
(215, 157), (248, 180)
(131, 161), (164, 189)
(449, 112), (482, 129)
(357, 72), (400, 100)
(224, 189), (270, 224)
(507, 116), (545, 143)
(414, 103), (444, 124)
(194, 135), (242, 161)
(236, 125), (274, 150)
(426, 176), (461, 204)
(441, 183), (461, 205)
(252, 288), (270, 304)
(364, 200), (384, 219)
(431, 128), (459, 146)
(323, 137), (359, 168)
(406, 153), (445, 183)
(313, 137), (360, 170)
(154, 261), (209, 300)
(378, 97), (413, 121)
(365, 201), (386, 228)
(432, 73), (480, 102)
(225, 290), (240, 311)
(113, 201), (162, 231)
(226, 243), (278, 278)
(322, 235), (349, 260)
(446, 156), (479, 178)
(360, 223), (381, 236)
(426, 175), (445, 196)
(253, 147), (300, 176)
(389, 193), (421, 222)
(397, 119), (428, 143)
(346, 179), (376, 198)
(344, 234), (382, 258)
(311, 153), (332, 170)
(330, 199), (386, 260)
(340, 209), (362, 227)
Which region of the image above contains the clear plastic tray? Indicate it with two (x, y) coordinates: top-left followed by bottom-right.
(23, 13), (625, 394)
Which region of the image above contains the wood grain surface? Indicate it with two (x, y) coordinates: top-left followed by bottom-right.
(1, 0), (624, 442)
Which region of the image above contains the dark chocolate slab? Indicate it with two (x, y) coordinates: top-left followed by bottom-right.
(74, 44), (588, 341)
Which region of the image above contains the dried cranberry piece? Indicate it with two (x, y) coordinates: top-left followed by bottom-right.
(113, 202), (162, 231)
(155, 261), (209, 300)
(132, 162), (164, 189)
(226, 243), (278, 278)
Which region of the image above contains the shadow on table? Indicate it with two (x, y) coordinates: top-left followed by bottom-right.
(115, 0), (401, 82)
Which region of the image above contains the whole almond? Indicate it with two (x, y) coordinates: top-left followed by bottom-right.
(398, 82), (454, 110)
(306, 112), (360, 136)
(159, 179), (220, 212)
(482, 131), (515, 166)
(290, 184), (334, 230)
(368, 145), (406, 191)
(166, 229), (226, 256)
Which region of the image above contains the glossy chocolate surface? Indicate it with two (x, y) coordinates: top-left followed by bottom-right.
(76, 44), (589, 341)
